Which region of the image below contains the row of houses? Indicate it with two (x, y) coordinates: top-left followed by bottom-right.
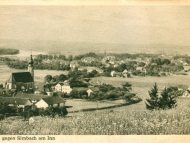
(42, 56), (152, 70)
(53, 82), (99, 97)
(0, 94), (67, 111)
(110, 67), (146, 77)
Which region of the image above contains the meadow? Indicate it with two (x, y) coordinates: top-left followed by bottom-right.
(1, 97), (190, 135)
(66, 99), (127, 112)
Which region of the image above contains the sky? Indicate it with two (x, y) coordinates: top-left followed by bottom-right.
(0, 1), (190, 53)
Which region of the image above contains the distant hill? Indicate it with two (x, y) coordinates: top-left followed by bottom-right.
(0, 48), (19, 55)
(0, 39), (189, 56)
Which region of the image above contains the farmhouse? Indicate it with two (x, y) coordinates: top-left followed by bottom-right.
(86, 87), (99, 97)
(70, 60), (79, 69)
(81, 57), (96, 63)
(110, 71), (122, 77)
(5, 54), (34, 91)
(0, 97), (32, 110)
(183, 66), (190, 72)
(55, 83), (64, 92)
(15, 93), (49, 103)
(136, 67), (146, 73)
(35, 96), (66, 109)
(62, 85), (72, 94)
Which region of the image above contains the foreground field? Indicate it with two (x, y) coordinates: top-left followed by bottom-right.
(0, 98), (190, 135)
(1, 103), (190, 135)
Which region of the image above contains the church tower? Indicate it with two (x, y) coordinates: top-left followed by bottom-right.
(28, 54), (34, 79)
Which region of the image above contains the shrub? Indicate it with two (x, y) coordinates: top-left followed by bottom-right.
(0, 114), (5, 120)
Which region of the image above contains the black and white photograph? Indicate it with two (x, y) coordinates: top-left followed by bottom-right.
(0, 0), (190, 142)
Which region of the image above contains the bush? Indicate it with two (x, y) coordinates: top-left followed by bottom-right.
(145, 83), (177, 110)
(0, 114), (5, 120)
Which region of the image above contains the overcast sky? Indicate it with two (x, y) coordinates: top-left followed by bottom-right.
(0, 2), (190, 49)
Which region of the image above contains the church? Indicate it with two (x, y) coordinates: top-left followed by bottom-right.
(5, 54), (35, 91)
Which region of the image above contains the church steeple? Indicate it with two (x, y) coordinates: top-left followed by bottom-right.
(28, 52), (34, 79)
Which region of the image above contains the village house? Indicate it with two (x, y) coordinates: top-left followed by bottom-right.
(70, 60), (79, 69)
(55, 83), (64, 92)
(81, 57), (97, 63)
(111, 71), (125, 77)
(86, 87), (99, 97)
(122, 69), (129, 77)
(62, 84), (72, 94)
(35, 96), (66, 109)
(46, 91), (54, 96)
(0, 97), (33, 111)
(15, 93), (49, 103)
(183, 66), (190, 72)
(102, 56), (115, 63)
(136, 67), (147, 74)
(59, 60), (70, 66)
(45, 59), (51, 64)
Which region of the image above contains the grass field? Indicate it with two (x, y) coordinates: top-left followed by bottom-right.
(91, 75), (190, 100)
(66, 99), (127, 112)
(1, 97), (190, 135)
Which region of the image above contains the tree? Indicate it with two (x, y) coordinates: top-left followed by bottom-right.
(57, 74), (68, 82)
(67, 55), (73, 61)
(159, 87), (177, 109)
(122, 82), (132, 92)
(145, 83), (177, 110)
(145, 83), (159, 110)
(44, 75), (52, 83)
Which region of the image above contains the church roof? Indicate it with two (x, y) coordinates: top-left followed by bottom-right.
(8, 72), (34, 83)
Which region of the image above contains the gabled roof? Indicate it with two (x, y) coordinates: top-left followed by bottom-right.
(16, 98), (33, 106)
(15, 93), (49, 101)
(42, 96), (65, 105)
(0, 97), (17, 104)
(88, 87), (99, 92)
(8, 72), (33, 83)
(56, 83), (64, 86)
(0, 97), (32, 106)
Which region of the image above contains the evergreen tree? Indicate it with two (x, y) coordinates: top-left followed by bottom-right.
(145, 83), (177, 110)
(160, 87), (177, 109)
(145, 83), (160, 110)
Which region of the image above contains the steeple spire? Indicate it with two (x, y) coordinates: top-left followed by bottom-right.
(28, 51), (34, 79)
(29, 50), (33, 65)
